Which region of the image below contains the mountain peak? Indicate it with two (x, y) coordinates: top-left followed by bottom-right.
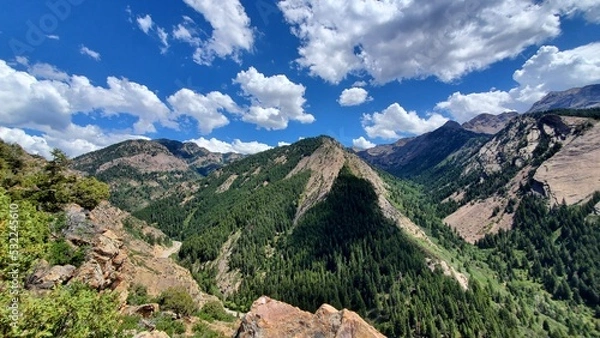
(462, 111), (519, 134)
(527, 84), (600, 113)
(442, 120), (463, 130)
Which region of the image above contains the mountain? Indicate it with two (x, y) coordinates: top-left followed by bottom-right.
(358, 120), (489, 178)
(527, 84), (600, 113)
(71, 139), (241, 212)
(462, 111), (519, 134)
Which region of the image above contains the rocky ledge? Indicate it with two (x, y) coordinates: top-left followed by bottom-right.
(235, 296), (385, 338)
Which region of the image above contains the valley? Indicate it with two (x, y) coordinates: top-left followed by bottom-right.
(2, 88), (600, 337)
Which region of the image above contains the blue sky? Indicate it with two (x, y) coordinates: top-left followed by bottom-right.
(1, 0), (600, 157)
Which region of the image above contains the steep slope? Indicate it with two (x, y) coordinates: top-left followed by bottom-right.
(462, 111), (518, 134)
(133, 136), (538, 337)
(359, 121), (489, 177)
(71, 139), (240, 212)
(441, 110), (600, 242)
(527, 84), (600, 113)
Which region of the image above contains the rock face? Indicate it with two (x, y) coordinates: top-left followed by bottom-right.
(234, 296), (386, 338)
(527, 84), (600, 113)
(462, 112), (518, 134)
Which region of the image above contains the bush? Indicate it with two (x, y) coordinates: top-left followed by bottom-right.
(156, 287), (197, 317)
(127, 284), (149, 306)
(154, 315), (185, 336)
(47, 239), (87, 267)
(198, 301), (235, 322)
(192, 322), (222, 338)
(72, 177), (110, 210)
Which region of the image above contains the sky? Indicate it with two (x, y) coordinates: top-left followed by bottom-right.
(1, 0), (600, 158)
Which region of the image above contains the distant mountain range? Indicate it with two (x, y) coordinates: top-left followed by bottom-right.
(527, 84), (600, 113)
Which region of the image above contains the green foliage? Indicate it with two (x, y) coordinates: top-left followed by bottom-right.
(72, 177), (110, 210)
(156, 287), (197, 317)
(47, 239), (87, 266)
(0, 282), (121, 337)
(127, 284), (150, 306)
(192, 322), (223, 338)
(153, 314), (186, 336)
(198, 301), (235, 322)
(479, 192), (600, 310)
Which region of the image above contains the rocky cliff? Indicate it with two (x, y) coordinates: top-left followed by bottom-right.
(235, 296), (385, 338)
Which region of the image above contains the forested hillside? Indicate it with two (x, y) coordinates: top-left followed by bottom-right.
(131, 135), (600, 336)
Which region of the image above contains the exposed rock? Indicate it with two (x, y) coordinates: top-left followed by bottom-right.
(533, 120), (600, 205)
(122, 303), (160, 318)
(234, 296), (385, 338)
(70, 259), (105, 289)
(133, 331), (170, 338)
(26, 260), (76, 290)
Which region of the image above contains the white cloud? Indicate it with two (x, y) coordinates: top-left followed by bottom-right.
(277, 141), (291, 147)
(186, 137), (272, 154)
(278, 0), (600, 84)
(46, 34), (60, 40)
(0, 60), (175, 134)
(233, 67), (315, 130)
(352, 80), (367, 87)
(352, 137), (375, 150)
(436, 43), (600, 122)
(338, 87), (372, 106)
(0, 125), (148, 159)
(80, 45), (101, 61)
(362, 103), (448, 139)
(182, 0), (254, 64)
(435, 91), (514, 123)
(28, 62), (69, 81)
(167, 88), (241, 134)
(157, 27), (170, 53)
(172, 23), (201, 46)
(137, 14), (154, 34)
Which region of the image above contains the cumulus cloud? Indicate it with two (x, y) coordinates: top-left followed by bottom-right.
(137, 14), (154, 34)
(182, 0), (254, 64)
(0, 60), (175, 134)
(362, 103), (448, 139)
(278, 0), (600, 84)
(80, 45), (101, 61)
(436, 42), (600, 122)
(0, 125), (148, 159)
(338, 87), (372, 106)
(352, 137), (375, 150)
(167, 88), (241, 134)
(277, 141), (291, 147)
(233, 67), (315, 130)
(186, 137), (272, 154)
(172, 20), (201, 46)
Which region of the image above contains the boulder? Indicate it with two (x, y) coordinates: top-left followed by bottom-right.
(26, 260), (76, 290)
(234, 296), (385, 338)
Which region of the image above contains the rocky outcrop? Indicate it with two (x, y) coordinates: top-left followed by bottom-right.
(26, 260), (76, 290)
(533, 119), (600, 205)
(234, 296), (385, 338)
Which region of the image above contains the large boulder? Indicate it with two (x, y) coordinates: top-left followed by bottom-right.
(26, 260), (76, 290)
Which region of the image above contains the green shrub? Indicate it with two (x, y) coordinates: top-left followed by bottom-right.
(47, 239), (87, 267)
(192, 322), (222, 338)
(154, 315), (185, 336)
(198, 301), (235, 322)
(127, 284), (150, 306)
(156, 287), (197, 317)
